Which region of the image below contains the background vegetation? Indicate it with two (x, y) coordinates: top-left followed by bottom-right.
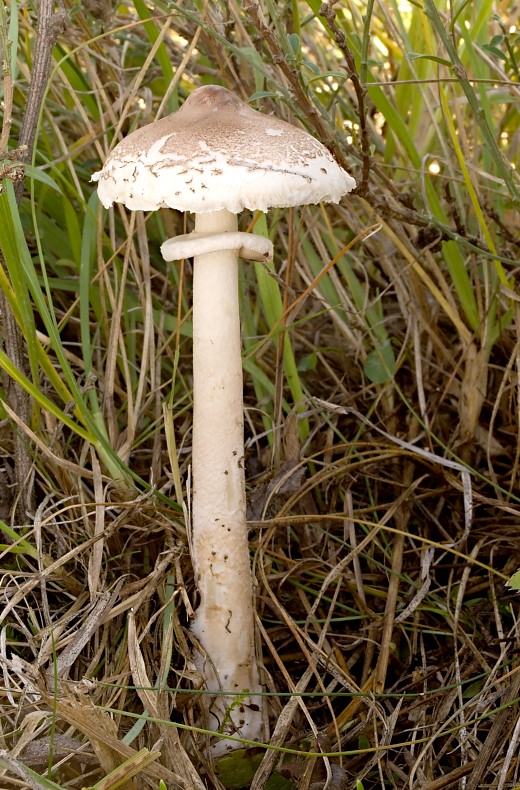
(1, 0), (519, 788)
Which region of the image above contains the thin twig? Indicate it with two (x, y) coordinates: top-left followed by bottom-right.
(242, 0), (332, 144)
(15, 1), (67, 197)
(0, 0), (66, 520)
(318, 1), (371, 191)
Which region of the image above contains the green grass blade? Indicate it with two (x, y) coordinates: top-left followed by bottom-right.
(423, 0), (520, 209)
(253, 213), (309, 439)
(0, 180), (40, 387)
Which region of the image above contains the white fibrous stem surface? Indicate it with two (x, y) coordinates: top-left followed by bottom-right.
(190, 209), (263, 755)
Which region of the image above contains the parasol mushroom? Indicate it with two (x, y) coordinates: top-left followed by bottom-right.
(92, 84), (355, 754)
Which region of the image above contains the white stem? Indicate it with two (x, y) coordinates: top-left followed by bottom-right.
(190, 209), (263, 754)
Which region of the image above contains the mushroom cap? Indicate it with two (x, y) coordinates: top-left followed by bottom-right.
(92, 85), (355, 214)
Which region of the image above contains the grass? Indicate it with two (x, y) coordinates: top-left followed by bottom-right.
(1, 0), (519, 788)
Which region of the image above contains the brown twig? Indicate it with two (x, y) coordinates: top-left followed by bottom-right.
(15, 2), (67, 199)
(318, 1), (371, 192)
(242, 0), (332, 145)
(0, 0), (67, 520)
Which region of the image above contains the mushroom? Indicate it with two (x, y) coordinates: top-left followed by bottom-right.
(92, 85), (355, 754)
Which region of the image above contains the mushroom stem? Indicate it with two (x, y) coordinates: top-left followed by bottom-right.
(190, 209), (263, 753)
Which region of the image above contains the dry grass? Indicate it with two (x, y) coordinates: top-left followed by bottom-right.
(1, 1), (520, 788)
